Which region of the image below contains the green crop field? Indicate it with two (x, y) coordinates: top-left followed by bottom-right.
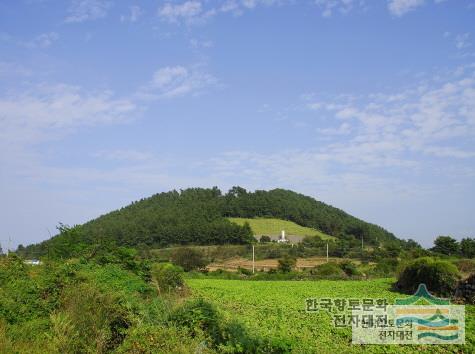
(228, 217), (334, 240)
(187, 278), (474, 354)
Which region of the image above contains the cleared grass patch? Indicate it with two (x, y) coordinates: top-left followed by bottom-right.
(228, 217), (334, 240)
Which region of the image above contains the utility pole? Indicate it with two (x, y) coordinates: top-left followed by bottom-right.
(326, 242), (329, 263)
(252, 245), (255, 274)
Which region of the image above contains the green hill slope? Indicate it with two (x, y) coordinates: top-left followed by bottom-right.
(228, 217), (334, 240)
(20, 186), (400, 259)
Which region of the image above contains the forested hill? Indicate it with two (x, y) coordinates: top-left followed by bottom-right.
(19, 187), (401, 258)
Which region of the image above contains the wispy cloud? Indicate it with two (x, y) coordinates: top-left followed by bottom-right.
(303, 65), (475, 164)
(136, 65), (219, 100)
(0, 83), (135, 147)
(65, 0), (112, 23)
(120, 5), (142, 23)
(93, 149), (154, 162)
(455, 33), (472, 50)
(158, 1), (211, 24)
(388, 0), (451, 16)
(388, 0), (425, 16)
(314, 0), (366, 18)
(0, 61), (31, 77)
(158, 0), (288, 25)
(22, 32), (59, 48)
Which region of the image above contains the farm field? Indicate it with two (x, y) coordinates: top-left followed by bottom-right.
(228, 217), (334, 241)
(187, 278), (475, 354)
(206, 256), (365, 272)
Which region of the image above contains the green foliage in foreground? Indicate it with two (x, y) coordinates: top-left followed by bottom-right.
(396, 257), (461, 297)
(0, 253), (299, 353)
(187, 278), (475, 354)
(228, 217), (334, 240)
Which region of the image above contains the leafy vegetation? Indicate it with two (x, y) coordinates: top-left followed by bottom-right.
(170, 247), (209, 272)
(395, 257), (461, 297)
(151, 262), (185, 293)
(277, 256), (296, 273)
(187, 278), (475, 353)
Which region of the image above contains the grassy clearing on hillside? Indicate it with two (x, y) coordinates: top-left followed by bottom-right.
(187, 278), (474, 354)
(228, 217), (334, 240)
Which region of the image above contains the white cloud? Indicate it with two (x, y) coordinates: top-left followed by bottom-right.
(120, 5), (142, 23)
(0, 84), (135, 146)
(303, 65), (475, 165)
(22, 32), (59, 48)
(314, 0), (366, 17)
(0, 61), (31, 77)
(455, 33), (471, 50)
(137, 65), (218, 100)
(388, 0), (451, 16)
(158, 0), (287, 24)
(158, 1), (208, 24)
(65, 0), (112, 23)
(388, 0), (425, 16)
(93, 149), (153, 161)
(190, 38), (214, 49)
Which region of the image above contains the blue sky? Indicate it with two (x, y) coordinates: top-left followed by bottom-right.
(1, 0), (474, 249)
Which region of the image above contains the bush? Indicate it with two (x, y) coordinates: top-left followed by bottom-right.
(455, 259), (475, 274)
(395, 257), (461, 297)
(170, 298), (223, 345)
(455, 274), (475, 304)
(277, 256), (296, 273)
(170, 299), (288, 352)
(116, 324), (212, 354)
(339, 261), (361, 277)
(259, 235), (271, 243)
(170, 248), (208, 272)
(312, 262), (346, 278)
(237, 267), (253, 276)
(151, 263), (184, 293)
(372, 258), (399, 277)
(57, 283), (131, 353)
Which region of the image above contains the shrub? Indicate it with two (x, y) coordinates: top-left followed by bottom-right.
(266, 247), (283, 259)
(237, 267), (253, 276)
(339, 261), (361, 277)
(460, 238), (475, 258)
(260, 235), (271, 243)
(151, 263), (184, 293)
(455, 273), (475, 304)
(372, 258), (399, 276)
(277, 256), (296, 273)
(170, 248), (208, 272)
(58, 282), (132, 353)
(395, 257), (461, 297)
(170, 299), (288, 353)
(116, 324), (212, 354)
(312, 262), (346, 278)
(170, 298), (223, 344)
(455, 259), (475, 274)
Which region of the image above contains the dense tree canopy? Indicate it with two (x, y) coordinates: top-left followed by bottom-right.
(432, 236), (460, 256)
(19, 187), (400, 259)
